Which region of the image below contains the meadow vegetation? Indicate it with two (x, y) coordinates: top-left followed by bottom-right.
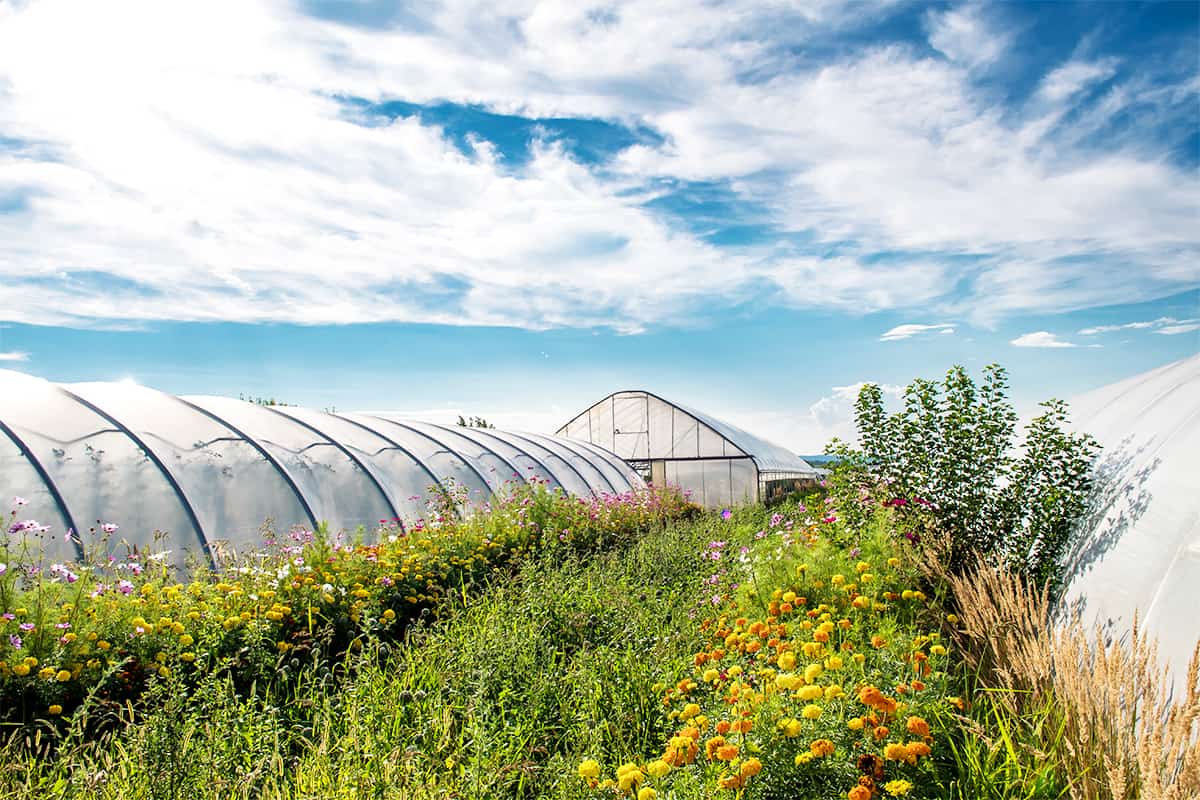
(0, 365), (1195, 799)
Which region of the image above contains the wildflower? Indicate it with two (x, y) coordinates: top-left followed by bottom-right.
(646, 759), (671, 779)
(8, 635), (21, 649)
(930, 644), (947, 656)
(801, 704), (823, 720)
(117, 580), (134, 595)
(101, 522), (119, 534)
(884, 743), (910, 762)
(848, 787), (871, 800)
(740, 757), (763, 777)
(56, 669), (71, 682)
(720, 509), (732, 520)
(847, 717), (864, 730)
(637, 789), (656, 800)
(577, 759), (600, 781)
(884, 779), (914, 796)
(616, 763), (644, 791)
(12, 663), (29, 676)
(810, 739), (835, 757)
(48, 704), (62, 715)
(906, 716), (930, 737)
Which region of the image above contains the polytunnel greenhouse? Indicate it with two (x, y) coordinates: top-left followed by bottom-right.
(1058, 352), (1200, 688)
(0, 369), (641, 570)
(557, 390), (818, 508)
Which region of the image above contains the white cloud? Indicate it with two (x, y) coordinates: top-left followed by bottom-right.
(1079, 316), (1199, 336)
(0, 351), (30, 362)
(1157, 321), (1200, 336)
(925, 5), (1010, 70)
(1010, 331), (1080, 348)
(0, 0), (1195, 331)
(723, 381), (905, 452)
(879, 323), (955, 341)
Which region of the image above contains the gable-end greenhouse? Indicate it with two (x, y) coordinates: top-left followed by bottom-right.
(557, 390), (818, 508)
(0, 369), (640, 570)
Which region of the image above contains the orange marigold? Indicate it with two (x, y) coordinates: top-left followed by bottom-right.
(906, 716), (930, 738)
(848, 787), (871, 800)
(810, 739), (835, 757)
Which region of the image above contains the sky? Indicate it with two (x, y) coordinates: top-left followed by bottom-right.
(0, 0), (1197, 452)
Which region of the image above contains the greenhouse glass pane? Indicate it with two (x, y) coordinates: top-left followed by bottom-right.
(0, 375), (201, 564)
(647, 396), (674, 460)
(515, 432), (615, 494)
(613, 394), (648, 460)
(672, 408), (699, 459)
(703, 460), (733, 508)
(183, 397), (393, 535)
(731, 460), (758, 505)
(342, 415), (492, 504)
(277, 407), (433, 524)
(475, 429), (591, 496)
(446, 426), (562, 491)
(67, 385), (315, 559)
(698, 424), (726, 458)
(547, 435), (631, 493)
(670, 460), (710, 507)
(0, 429), (74, 561)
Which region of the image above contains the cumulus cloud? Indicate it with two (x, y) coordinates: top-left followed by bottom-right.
(0, 351), (30, 362)
(1010, 331), (1081, 348)
(879, 323), (955, 341)
(0, 0), (1196, 331)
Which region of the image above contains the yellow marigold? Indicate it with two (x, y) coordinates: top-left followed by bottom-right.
(179, 634), (194, 647)
(703, 668), (720, 682)
(778, 651), (797, 671)
(740, 757), (763, 777)
(646, 759), (671, 779)
(930, 645), (947, 656)
(884, 778), (914, 796)
(637, 788), (656, 800)
(181, 652), (195, 662)
(832, 575), (845, 585)
(780, 718), (802, 737)
(680, 703), (701, 720)
(12, 664), (30, 677)
(853, 653), (866, 664)
(616, 763), (644, 790)
(825, 684), (845, 700)
(884, 743), (909, 761)
(48, 704), (62, 715)
(804, 663), (823, 682)
(799, 684), (823, 701)
(847, 717), (865, 731)
(795, 751), (814, 765)
(801, 704), (823, 720)
(577, 759), (600, 780)
(826, 655), (844, 670)
(810, 739), (835, 757)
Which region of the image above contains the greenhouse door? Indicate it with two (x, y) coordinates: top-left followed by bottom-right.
(612, 394), (649, 460)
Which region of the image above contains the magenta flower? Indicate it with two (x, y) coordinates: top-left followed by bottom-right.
(100, 522), (119, 534)
(19, 622), (34, 632)
(720, 508), (732, 520)
(8, 634), (21, 649)
(117, 579), (134, 595)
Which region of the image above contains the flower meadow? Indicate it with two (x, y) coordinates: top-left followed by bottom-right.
(0, 482), (695, 728)
(0, 478), (1196, 799)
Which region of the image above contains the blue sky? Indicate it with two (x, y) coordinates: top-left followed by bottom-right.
(0, 0), (1197, 450)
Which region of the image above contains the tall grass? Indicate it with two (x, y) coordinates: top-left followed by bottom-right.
(940, 559), (1200, 800)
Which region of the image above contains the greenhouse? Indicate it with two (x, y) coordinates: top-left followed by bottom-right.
(557, 390), (819, 508)
(0, 369), (641, 570)
(1058, 352), (1200, 688)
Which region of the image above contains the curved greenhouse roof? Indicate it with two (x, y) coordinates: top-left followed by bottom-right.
(558, 390), (817, 507)
(1059, 352), (1200, 687)
(0, 370), (640, 570)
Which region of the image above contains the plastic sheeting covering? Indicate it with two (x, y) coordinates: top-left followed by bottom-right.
(0, 370), (641, 570)
(557, 390), (816, 507)
(1058, 353), (1200, 689)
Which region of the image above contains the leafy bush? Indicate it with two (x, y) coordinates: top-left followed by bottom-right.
(825, 364), (1098, 591)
